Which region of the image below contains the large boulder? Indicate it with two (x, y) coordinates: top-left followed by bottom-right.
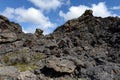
(45, 56), (76, 73)
(0, 15), (23, 44)
(0, 32), (17, 43)
(0, 15), (24, 54)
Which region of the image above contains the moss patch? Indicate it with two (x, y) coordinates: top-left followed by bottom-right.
(2, 50), (46, 73)
(3, 51), (19, 63)
(15, 63), (39, 72)
(3, 56), (9, 63)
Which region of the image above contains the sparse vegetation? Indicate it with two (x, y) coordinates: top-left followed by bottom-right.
(15, 63), (39, 72)
(3, 55), (9, 63)
(2, 51), (45, 66)
(30, 53), (46, 61)
(2, 51), (42, 72)
(3, 51), (19, 64)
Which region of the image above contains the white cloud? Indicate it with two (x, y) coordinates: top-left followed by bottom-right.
(111, 6), (120, 10)
(2, 7), (15, 19)
(59, 2), (117, 21)
(28, 0), (70, 11)
(1, 7), (56, 34)
(92, 2), (112, 17)
(59, 5), (89, 21)
(0, 0), (71, 34)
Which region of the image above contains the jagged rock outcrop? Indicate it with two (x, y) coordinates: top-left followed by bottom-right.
(0, 16), (23, 54)
(34, 28), (43, 38)
(0, 10), (120, 80)
(45, 56), (76, 73)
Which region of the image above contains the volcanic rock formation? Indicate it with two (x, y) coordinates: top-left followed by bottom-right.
(0, 10), (120, 80)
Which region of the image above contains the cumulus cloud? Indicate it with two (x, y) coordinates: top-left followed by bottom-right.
(1, 7), (56, 34)
(59, 2), (117, 21)
(28, 0), (70, 11)
(1, 7), (15, 19)
(0, 0), (71, 34)
(59, 5), (89, 21)
(92, 2), (113, 17)
(111, 6), (120, 10)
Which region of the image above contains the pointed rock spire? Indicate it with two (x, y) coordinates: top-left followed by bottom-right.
(81, 9), (93, 17)
(34, 28), (43, 38)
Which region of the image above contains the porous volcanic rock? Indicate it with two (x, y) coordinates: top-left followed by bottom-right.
(45, 56), (76, 73)
(17, 71), (37, 80)
(0, 10), (120, 80)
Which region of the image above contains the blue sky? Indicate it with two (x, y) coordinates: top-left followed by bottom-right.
(0, 0), (120, 34)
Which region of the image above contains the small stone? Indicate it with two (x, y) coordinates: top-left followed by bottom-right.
(17, 71), (37, 80)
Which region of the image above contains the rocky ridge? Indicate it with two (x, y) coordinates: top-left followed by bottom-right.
(0, 10), (120, 80)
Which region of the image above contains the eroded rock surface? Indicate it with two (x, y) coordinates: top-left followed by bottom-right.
(17, 71), (37, 80)
(0, 10), (120, 80)
(45, 56), (76, 73)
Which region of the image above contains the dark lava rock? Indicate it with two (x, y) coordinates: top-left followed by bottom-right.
(0, 10), (120, 80)
(45, 56), (76, 73)
(34, 28), (43, 38)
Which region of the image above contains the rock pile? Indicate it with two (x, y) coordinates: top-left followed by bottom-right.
(0, 10), (120, 80)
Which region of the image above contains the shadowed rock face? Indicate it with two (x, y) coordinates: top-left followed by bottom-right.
(0, 10), (120, 80)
